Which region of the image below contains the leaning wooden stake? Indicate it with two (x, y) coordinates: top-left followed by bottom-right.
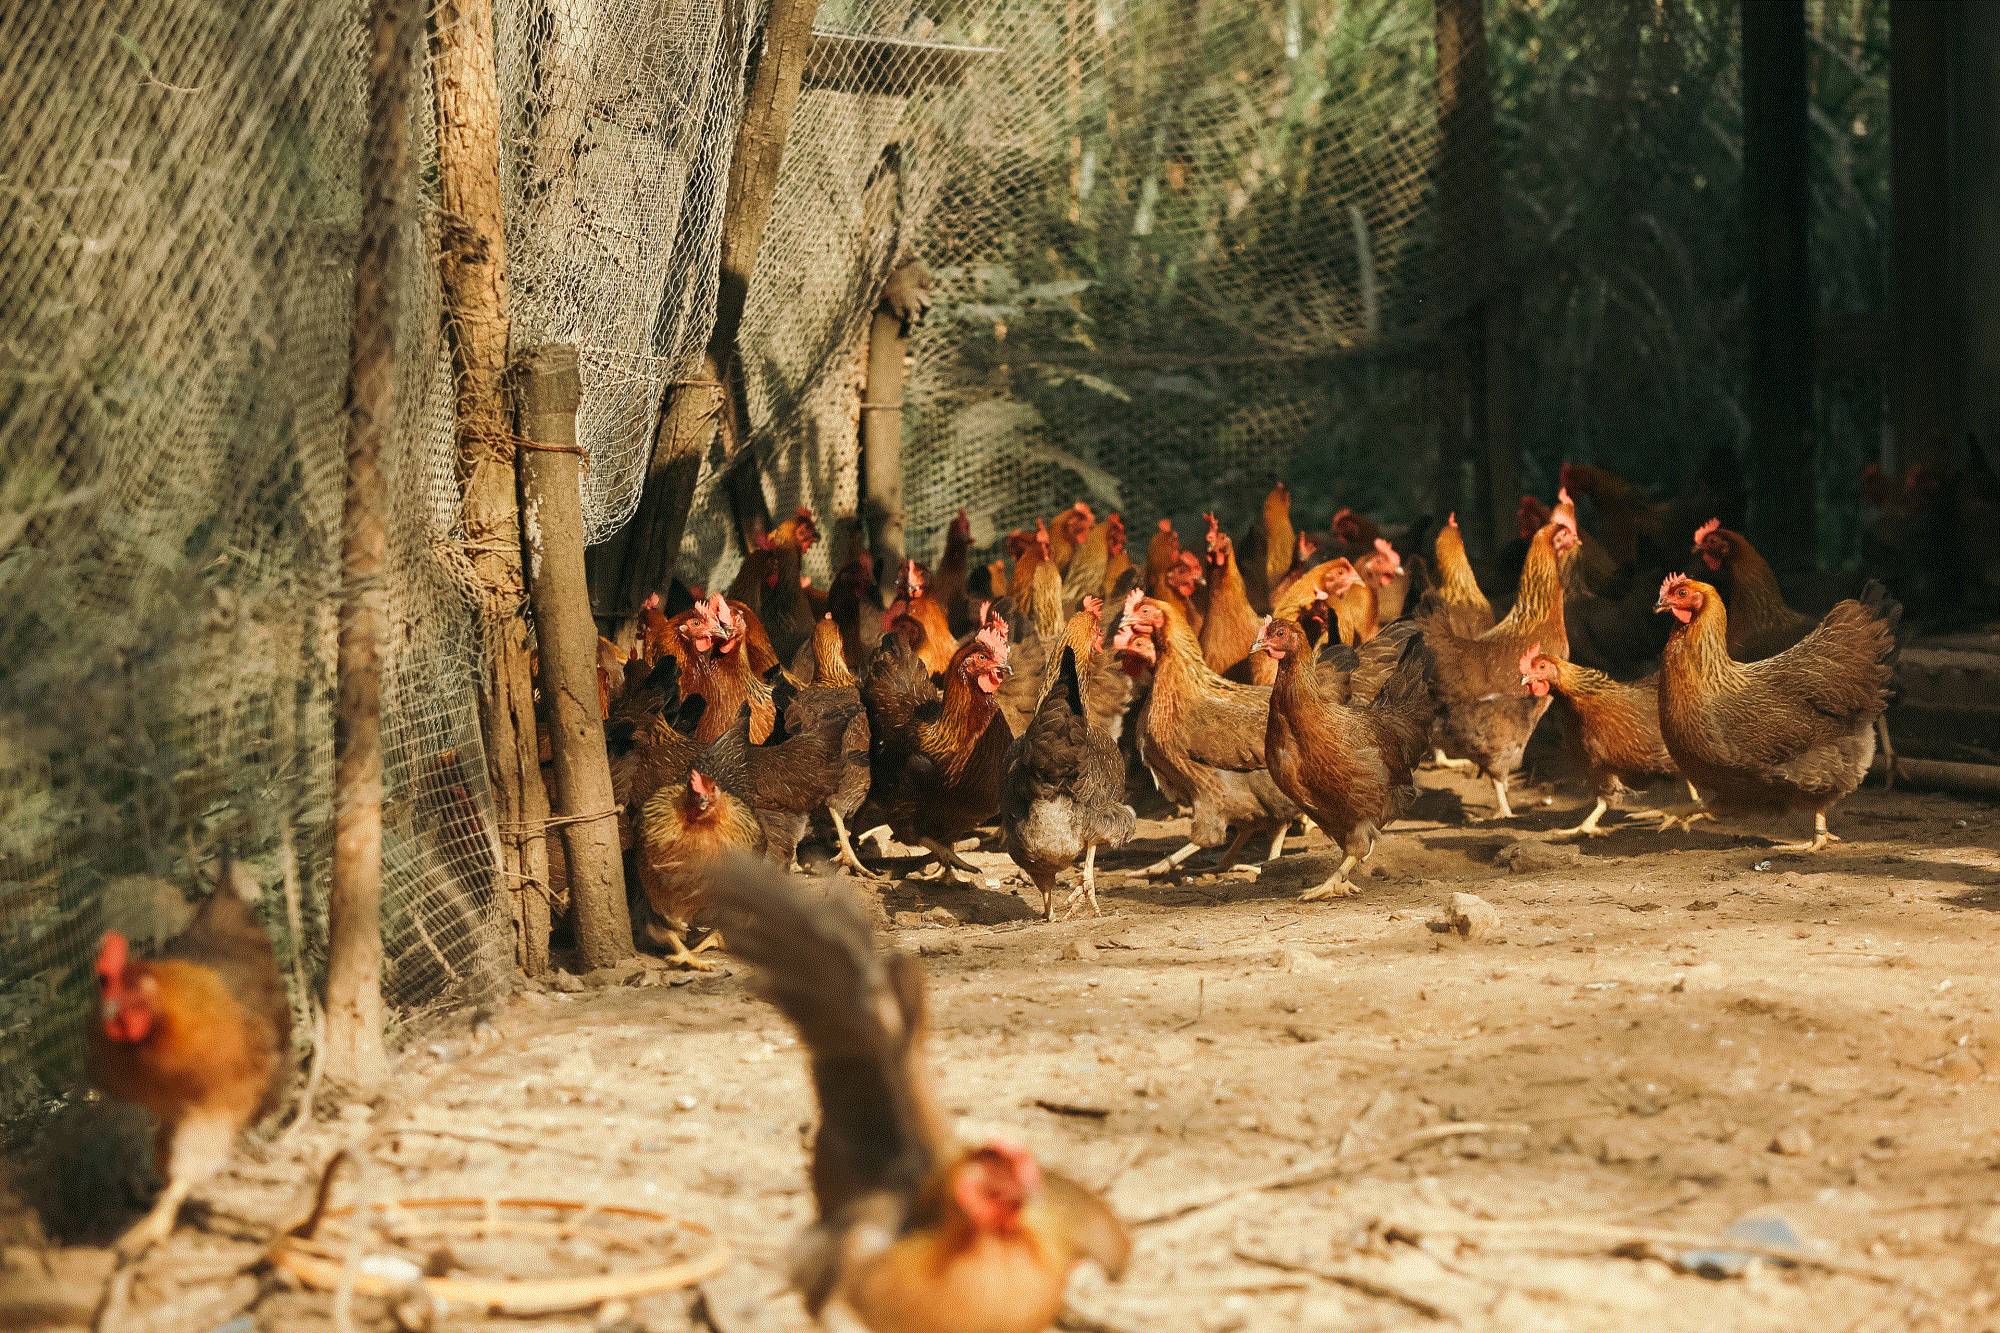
(861, 259), (929, 578)
(326, 0), (418, 1089)
(431, 0), (552, 973)
(588, 0), (827, 624)
(515, 345), (632, 966)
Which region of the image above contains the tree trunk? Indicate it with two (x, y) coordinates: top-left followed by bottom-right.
(431, 0), (552, 973)
(1741, 0), (1816, 576)
(589, 0), (826, 624)
(515, 345), (632, 966)
(862, 298), (911, 578)
(1432, 0), (1517, 557)
(325, 0), (417, 1090)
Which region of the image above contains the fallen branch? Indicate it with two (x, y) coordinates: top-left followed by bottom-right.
(1232, 1247), (1450, 1321)
(1132, 1121), (1528, 1227)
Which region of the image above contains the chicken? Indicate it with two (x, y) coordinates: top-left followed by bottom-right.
(866, 618), (1015, 885)
(1558, 462), (1669, 569)
(797, 615), (880, 877)
(1003, 602), (1136, 920)
(1355, 538), (1410, 623)
(1419, 511), (1579, 817)
(932, 508), (976, 635)
(1047, 502), (1094, 571)
(1239, 481), (1295, 611)
(1197, 512), (1260, 675)
(700, 676), (870, 873)
(729, 507), (821, 666)
(889, 560), (957, 679)
(1519, 644), (1682, 837)
(1154, 549), (1204, 637)
(1321, 558), (1381, 646)
(1251, 618), (1436, 900)
(1099, 514), (1133, 601)
(1142, 519), (1181, 590)
(1654, 574), (1899, 850)
(709, 860), (1130, 1332)
(1112, 589), (1297, 877)
(1329, 506), (1382, 560)
(830, 550), (887, 673)
(89, 857), (291, 1251)
(678, 593), (780, 744)
(1061, 514), (1117, 607)
(1425, 513), (1494, 636)
(1691, 519), (1814, 661)
(635, 767), (766, 967)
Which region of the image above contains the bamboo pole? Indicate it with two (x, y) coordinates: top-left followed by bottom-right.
(325, 0), (417, 1089)
(515, 345), (632, 966)
(589, 0), (826, 624)
(431, 0), (552, 973)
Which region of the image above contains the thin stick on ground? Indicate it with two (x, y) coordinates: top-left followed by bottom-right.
(1232, 1247), (1451, 1321)
(1131, 1121), (1529, 1227)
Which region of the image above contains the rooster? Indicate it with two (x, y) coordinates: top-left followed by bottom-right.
(1251, 618), (1436, 900)
(1655, 574), (1899, 851)
(710, 859), (1129, 1332)
(89, 857), (291, 1251)
(1113, 589), (1297, 877)
(1003, 604), (1136, 920)
(1520, 644), (1684, 837)
(1419, 510), (1580, 817)
(1197, 513), (1261, 675)
(865, 618), (1015, 885)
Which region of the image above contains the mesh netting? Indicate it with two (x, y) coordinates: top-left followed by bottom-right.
(0, 0), (1888, 1117)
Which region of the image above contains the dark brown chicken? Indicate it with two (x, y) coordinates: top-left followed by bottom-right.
(796, 614), (880, 877)
(1112, 589), (1297, 877)
(1655, 575), (1899, 851)
(729, 506), (820, 665)
(1252, 618), (1435, 900)
(1419, 512), (1579, 817)
(933, 507), (976, 635)
(1519, 644), (1682, 837)
(89, 857), (291, 1251)
(709, 860), (1129, 1333)
(865, 619), (1015, 885)
(1003, 600), (1136, 920)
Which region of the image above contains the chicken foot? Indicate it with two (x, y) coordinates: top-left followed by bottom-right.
(1212, 824), (1262, 879)
(914, 838), (986, 887)
(1052, 845), (1107, 921)
(1650, 803), (1715, 833)
(828, 810), (884, 880)
(1484, 777), (1516, 820)
(644, 917), (724, 971)
(1554, 797), (1611, 839)
(1430, 749), (1478, 773)
(1772, 811), (1840, 854)
(1299, 853), (1361, 902)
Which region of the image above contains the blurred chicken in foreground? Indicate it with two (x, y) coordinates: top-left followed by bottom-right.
(89, 856), (291, 1252)
(710, 858), (1130, 1332)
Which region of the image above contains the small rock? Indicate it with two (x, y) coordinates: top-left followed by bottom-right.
(1770, 1125), (1813, 1156)
(1494, 841), (1579, 873)
(891, 911), (924, 929)
(1753, 859), (1773, 872)
(548, 970), (586, 994)
(1284, 1024), (1325, 1043)
(922, 907), (956, 926)
(1068, 939), (1100, 962)
(1440, 892), (1501, 940)
(673, 1094), (698, 1112)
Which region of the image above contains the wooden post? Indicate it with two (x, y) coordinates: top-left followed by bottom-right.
(1433, 0), (1518, 557)
(1889, 0), (1952, 473)
(1741, 0), (1816, 575)
(588, 0), (826, 623)
(862, 259), (928, 578)
(431, 0), (551, 973)
(325, 0), (416, 1089)
(515, 345), (632, 967)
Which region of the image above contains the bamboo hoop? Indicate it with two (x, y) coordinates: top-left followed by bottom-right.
(270, 1195), (730, 1315)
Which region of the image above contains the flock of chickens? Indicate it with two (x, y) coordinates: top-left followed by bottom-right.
(79, 464), (1904, 1331)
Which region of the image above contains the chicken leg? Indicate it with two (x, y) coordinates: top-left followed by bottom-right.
(1431, 749), (1478, 773)
(1555, 797), (1610, 839)
(1773, 810), (1840, 854)
(1266, 826), (1288, 862)
(1079, 845), (1102, 916)
(915, 838), (985, 887)
(1651, 804), (1715, 833)
(1211, 824), (1260, 879)
(1486, 777), (1516, 820)
(829, 810), (884, 880)
(1140, 841), (1202, 878)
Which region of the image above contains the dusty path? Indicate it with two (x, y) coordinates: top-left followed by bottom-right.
(9, 769), (2000, 1330)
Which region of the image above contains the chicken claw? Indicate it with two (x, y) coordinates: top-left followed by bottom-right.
(1553, 798), (1610, 839)
(1140, 841), (1202, 879)
(829, 812), (885, 880)
(1651, 804), (1714, 833)
(1773, 812), (1841, 853)
(1298, 854), (1360, 902)
(915, 839), (986, 887)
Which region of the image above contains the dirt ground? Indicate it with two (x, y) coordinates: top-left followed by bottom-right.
(8, 765), (2000, 1331)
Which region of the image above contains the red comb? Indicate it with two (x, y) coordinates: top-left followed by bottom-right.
(95, 931), (129, 981)
(1661, 572), (1691, 596)
(641, 592), (662, 612)
(1693, 517), (1721, 545)
(1518, 643), (1544, 677)
(1157, 518), (1172, 532)
(689, 770), (715, 798)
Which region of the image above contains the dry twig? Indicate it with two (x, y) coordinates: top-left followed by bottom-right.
(1232, 1246), (1450, 1321)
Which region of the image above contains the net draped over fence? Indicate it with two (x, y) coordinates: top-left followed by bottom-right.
(0, 0), (1889, 1117)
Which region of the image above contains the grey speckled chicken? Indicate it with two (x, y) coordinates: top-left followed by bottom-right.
(1003, 644), (1135, 920)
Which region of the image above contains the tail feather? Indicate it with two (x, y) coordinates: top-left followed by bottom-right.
(707, 856), (943, 1215)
